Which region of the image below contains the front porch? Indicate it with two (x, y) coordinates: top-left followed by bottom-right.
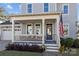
(10, 13), (60, 47)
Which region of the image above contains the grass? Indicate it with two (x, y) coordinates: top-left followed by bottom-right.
(62, 48), (79, 56)
(0, 50), (42, 56)
(1, 48), (79, 56)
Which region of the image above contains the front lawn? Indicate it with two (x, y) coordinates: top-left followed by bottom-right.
(62, 48), (79, 56)
(0, 50), (42, 56)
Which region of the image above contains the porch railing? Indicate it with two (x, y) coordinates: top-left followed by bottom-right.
(14, 34), (43, 42)
(14, 34), (58, 43)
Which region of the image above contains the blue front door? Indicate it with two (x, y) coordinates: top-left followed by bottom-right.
(45, 24), (53, 44)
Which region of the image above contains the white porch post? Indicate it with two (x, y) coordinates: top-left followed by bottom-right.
(56, 16), (60, 47)
(12, 18), (15, 43)
(42, 19), (45, 44)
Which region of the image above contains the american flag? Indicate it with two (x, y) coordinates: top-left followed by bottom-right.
(59, 14), (64, 37)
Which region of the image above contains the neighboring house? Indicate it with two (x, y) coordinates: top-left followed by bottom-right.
(0, 3), (77, 52)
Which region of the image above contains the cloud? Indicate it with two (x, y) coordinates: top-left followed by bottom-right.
(7, 5), (13, 9)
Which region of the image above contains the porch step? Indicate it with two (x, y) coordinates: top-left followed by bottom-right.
(45, 44), (59, 47)
(45, 41), (56, 44)
(46, 49), (59, 52)
(45, 44), (59, 52)
(47, 47), (58, 49)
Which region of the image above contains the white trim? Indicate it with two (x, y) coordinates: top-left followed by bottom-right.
(64, 23), (69, 37)
(14, 41), (42, 42)
(0, 24), (21, 26)
(26, 24), (27, 34)
(12, 18), (15, 43)
(34, 23), (41, 35)
(32, 3), (33, 14)
(52, 22), (56, 40)
(56, 16), (60, 47)
(42, 18), (45, 44)
(20, 24), (23, 33)
(62, 3), (69, 15)
(55, 3), (57, 12)
(48, 3), (50, 13)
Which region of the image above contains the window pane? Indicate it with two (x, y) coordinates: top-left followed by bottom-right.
(27, 25), (33, 34)
(64, 9), (68, 14)
(64, 5), (68, 10)
(28, 4), (32, 8)
(44, 3), (48, 6)
(44, 3), (48, 12)
(64, 5), (68, 14)
(28, 4), (32, 13)
(28, 9), (32, 13)
(64, 25), (69, 36)
(35, 24), (41, 34)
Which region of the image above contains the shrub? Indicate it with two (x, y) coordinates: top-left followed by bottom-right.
(6, 43), (45, 52)
(72, 39), (79, 48)
(6, 44), (15, 50)
(65, 38), (74, 48)
(60, 38), (66, 46)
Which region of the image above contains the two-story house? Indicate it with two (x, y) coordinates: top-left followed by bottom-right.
(0, 3), (77, 52)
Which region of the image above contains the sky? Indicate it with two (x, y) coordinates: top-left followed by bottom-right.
(0, 3), (79, 20)
(0, 3), (21, 15)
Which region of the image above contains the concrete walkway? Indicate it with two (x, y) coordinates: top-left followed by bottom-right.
(42, 51), (60, 56)
(0, 40), (11, 51)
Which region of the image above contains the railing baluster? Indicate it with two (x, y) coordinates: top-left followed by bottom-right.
(15, 34), (42, 42)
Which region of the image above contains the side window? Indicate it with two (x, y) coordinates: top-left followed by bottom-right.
(44, 3), (49, 12)
(27, 4), (32, 13)
(63, 4), (68, 14)
(64, 24), (69, 36)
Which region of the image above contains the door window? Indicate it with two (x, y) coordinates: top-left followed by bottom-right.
(47, 24), (52, 35)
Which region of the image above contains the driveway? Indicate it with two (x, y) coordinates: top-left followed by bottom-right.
(0, 40), (11, 51)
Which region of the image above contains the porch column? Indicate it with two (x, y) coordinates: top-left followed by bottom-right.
(12, 18), (15, 43)
(56, 16), (60, 47)
(42, 19), (45, 44)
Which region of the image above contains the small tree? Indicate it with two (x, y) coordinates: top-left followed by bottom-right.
(65, 38), (74, 49)
(73, 39), (79, 48)
(60, 38), (66, 46)
(65, 38), (74, 55)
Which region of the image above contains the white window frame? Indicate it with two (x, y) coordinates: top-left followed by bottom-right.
(64, 23), (69, 37)
(26, 23), (33, 35)
(34, 23), (41, 35)
(62, 4), (69, 15)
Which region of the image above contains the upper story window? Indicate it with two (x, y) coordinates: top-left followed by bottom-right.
(44, 3), (49, 12)
(27, 4), (32, 13)
(63, 4), (68, 14)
